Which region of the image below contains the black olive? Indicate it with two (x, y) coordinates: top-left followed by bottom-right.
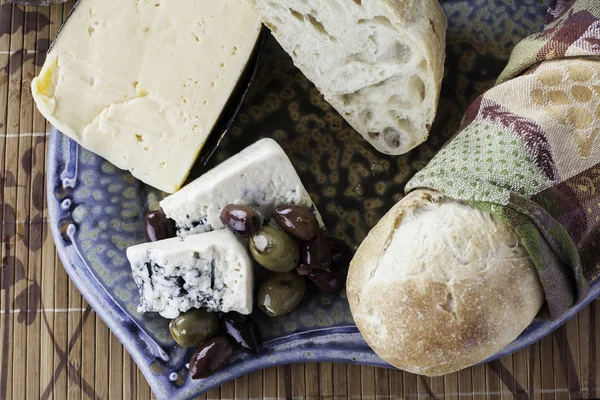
(302, 232), (332, 271)
(327, 237), (354, 269)
(144, 210), (176, 242)
(220, 204), (261, 237)
(189, 336), (233, 380)
(307, 269), (343, 295)
(296, 264), (312, 276)
(221, 312), (263, 354)
(272, 204), (319, 241)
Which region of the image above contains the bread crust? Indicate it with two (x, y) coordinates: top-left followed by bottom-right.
(347, 190), (544, 376)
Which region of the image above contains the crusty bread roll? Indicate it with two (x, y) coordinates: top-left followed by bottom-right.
(347, 189), (544, 376)
(247, 0), (446, 155)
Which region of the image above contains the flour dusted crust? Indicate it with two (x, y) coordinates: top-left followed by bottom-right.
(247, 0), (446, 155)
(347, 189), (544, 376)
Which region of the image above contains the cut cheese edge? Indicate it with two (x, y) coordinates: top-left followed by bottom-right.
(32, 0), (261, 193)
(127, 230), (253, 319)
(160, 138), (324, 237)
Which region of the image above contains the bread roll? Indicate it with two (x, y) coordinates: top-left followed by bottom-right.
(247, 0), (446, 155)
(347, 189), (544, 376)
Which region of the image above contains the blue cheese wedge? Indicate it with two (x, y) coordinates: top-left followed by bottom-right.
(127, 230), (253, 319)
(160, 138), (324, 237)
(31, 0), (261, 193)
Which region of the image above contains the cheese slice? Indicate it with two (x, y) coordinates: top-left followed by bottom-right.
(32, 0), (261, 193)
(127, 230), (253, 319)
(160, 138), (324, 237)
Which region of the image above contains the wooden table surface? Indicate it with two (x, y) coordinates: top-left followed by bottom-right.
(0, 1), (598, 399)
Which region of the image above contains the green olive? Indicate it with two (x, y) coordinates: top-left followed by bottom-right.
(169, 309), (220, 347)
(258, 272), (306, 317)
(249, 226), (300, 272)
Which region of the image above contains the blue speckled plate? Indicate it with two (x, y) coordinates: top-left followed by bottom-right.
(47, 1), (600, 399)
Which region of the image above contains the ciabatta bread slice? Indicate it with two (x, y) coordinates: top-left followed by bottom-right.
(248, 0), (446, 155)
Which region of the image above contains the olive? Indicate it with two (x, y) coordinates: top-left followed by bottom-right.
(258, 272), (306, 317)
(221, 312), (263, 354)
(272, 205), (319, 241)
(296, 263), (312, 276)
(302, 232), (332, 271)
(332, 262), (349, 283)
(189, 335), (234, 380)
(308, 269), (343, 295)
(220, 204), (261, 237)
(327, 237), (354, 269)
(144, 210), (176, 242)
(169, 309), (220, 347)
(250, 226), (300, 272)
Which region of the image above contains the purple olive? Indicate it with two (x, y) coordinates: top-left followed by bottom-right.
(220, 204), (261, 237)
(302, 232), (332, 271)
(307, 269), (343, 295)
(332, 263), (349, 283)
(144, 210), (176, 242)
(327, 237), (354, 269)
(221, 312), (263, 354)
(296, 264), (312, 276)
(272, 204), (319, 241)
(189, 336), (234, 380)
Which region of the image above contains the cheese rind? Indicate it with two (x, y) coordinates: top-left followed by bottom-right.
(127, 230), (253, 319)
(160, 138), (324, 237)
(32, 0), (261, 193)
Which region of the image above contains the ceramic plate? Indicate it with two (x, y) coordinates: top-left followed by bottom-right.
(47, 1), (600, 399)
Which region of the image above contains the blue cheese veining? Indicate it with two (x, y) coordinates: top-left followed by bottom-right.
(160, 138), (324, 237)
(127, 230), (253, 319)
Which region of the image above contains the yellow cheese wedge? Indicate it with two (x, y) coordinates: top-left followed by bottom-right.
(33, 0), (261, 193)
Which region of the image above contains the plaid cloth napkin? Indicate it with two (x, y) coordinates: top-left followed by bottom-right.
(407, 0), (600, 320)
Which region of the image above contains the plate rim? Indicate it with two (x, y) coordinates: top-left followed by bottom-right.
(46, 128), (392, 400)
(43, 0), (600, 391)
(47, 127), (600, 399)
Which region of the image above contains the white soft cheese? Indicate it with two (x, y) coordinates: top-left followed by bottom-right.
(127, 230), (253, 319)
(32, 0), (261, 193)
(160, 138), (324, 237)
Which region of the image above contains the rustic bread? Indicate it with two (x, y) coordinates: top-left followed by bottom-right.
(247, 0), (446, 155)
(347, 189), (544, 376)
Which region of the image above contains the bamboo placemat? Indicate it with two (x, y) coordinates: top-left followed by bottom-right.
(0, 1), (598, 399)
